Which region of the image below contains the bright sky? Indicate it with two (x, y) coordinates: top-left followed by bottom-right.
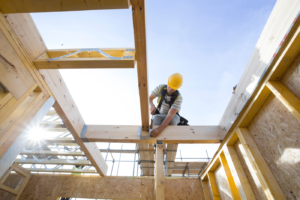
(31, 0), (277, 176)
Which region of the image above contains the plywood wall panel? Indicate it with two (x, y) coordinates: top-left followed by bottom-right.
(19, 174), (203, 200)
(248, 95), (300, 199)
(234, 140), (268, 200)
(281, 53), (300, 99)
(165, 178), (204, 200)
(214, 165), (233, 200)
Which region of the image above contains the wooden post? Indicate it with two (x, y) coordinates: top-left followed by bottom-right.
(155, 142), (165, 200)
(207, 172), (221, 200)
(223, 146), (255, 200)
(236, 128), (286, 200)
(266, 81), (300, 122)
(219, 153), (241, 200)
(202, 180), (212, 200)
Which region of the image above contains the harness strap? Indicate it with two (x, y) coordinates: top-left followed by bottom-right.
(157, 85), (179, 111)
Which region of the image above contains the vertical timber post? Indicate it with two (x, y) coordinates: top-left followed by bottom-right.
(155, 141), (165, 200)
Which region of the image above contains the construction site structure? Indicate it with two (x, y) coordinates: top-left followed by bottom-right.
(0, 0), (300, 199)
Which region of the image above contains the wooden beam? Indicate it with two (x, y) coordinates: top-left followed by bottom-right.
(219, 153), (241, 200)
(0, 12), (53, 99)
(25, 168), (97, 174)
(236, 128), (286, 200)
(207, 172), (221, 200)
(223, 146), (255, 200)
(40, 69), (108, 176)
(20, 150), (84, 156)
(132, 0), (149, 132)
(0, 0), (131, 13)
(266, 81), (300, 122)
(84, 125), (222, 143)
(34, 49), (135, 69)
(202, 180), (212, 200)
(15, 159), (92, 166)
(155, 143), (165, 200)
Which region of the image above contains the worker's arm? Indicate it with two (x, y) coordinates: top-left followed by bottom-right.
(149, 94), (157, 115)
(150, 108), (178, 137)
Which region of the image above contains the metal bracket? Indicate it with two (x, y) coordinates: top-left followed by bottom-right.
(138, 126), (152, 140)
(80, 125), (89, 143)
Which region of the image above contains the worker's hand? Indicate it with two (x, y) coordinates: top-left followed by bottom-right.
(149, 104), (157, 115)
(150, 128), (162, 137)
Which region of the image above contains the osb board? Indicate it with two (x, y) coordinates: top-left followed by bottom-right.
(19, 175), (204, 200)
(281, 53), (300, 99)
(234, 140), (268, 200)
(214, 165), (233, 200)
(165, 178), (204, 200)
(248, 95), (300, 199)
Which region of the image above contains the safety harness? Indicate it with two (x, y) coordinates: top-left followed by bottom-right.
(155, 85), (189, 125)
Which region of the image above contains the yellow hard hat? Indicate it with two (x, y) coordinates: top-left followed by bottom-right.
(168, 73), (183, 90)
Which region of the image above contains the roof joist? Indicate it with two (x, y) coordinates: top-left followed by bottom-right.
(34, 48), (135, 69)
(0, 0), (131, 13)
(82, 125), (222, 143)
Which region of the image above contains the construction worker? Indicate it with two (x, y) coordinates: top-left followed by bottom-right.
(149, 73), (183, 137)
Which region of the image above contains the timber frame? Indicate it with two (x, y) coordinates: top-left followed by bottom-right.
(1, 0), (300, 199)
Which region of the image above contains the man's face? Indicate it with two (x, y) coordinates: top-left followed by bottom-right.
(167, 86), (176, 95)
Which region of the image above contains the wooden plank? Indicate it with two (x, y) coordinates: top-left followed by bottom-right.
(236, 128), (286, 200)
(5, 13), (47, 60)
(20, 150), (84, 156)
(0, 28), (36, 99)
(207, 172), (221, 200)
(40, 69), (108, 176)
(202, 180), (212, 200)
(223, 146), (255, 200)
(0, 184), (18, 195)
(0, 12), (52, 99)
(84, 125), (222, 143)
(25, 168), (97, 174)
(266, 81), (300, 121)
(131, 0), (149, 132)
(14, 159), (92, 166)
(155, 143), (165, 200)
(0, 0), (131, 13)
(219, 153), (241, 200)
(11, 163), (31, 177)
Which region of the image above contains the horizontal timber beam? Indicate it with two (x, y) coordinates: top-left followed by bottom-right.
(0, 0), (131, 13)
(20, 150), (84, 156)
(25, 168), (97, 174)
(15, 159), (92, 166)
(34, 48), (135, 69)
(83, 125), (222, 143)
